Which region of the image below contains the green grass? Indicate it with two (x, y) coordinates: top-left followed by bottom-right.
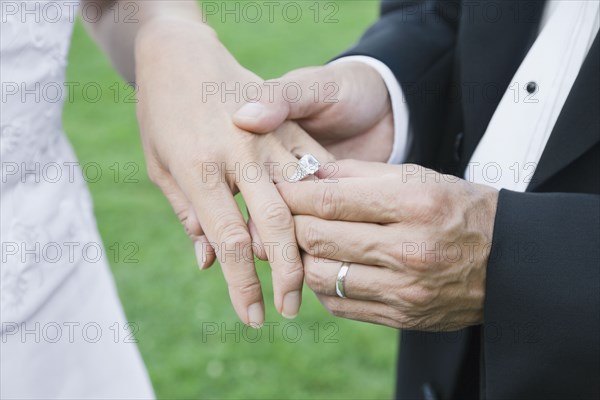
(63, 1), (397, 398)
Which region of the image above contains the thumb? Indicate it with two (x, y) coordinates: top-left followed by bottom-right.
(233, 67), (333, 133)
(232, 98), (290, 134)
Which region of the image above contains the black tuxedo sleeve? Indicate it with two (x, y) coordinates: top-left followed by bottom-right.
(342, 0), (458, 84)
(484, 190), (600, 399)
(339, 0), (460, 166)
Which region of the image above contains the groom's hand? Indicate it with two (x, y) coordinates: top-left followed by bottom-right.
(135, 19), (332, 327)
(233, 62), (395, 162)
(278, 160), (499, 331)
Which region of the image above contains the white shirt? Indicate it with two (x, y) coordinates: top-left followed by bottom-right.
(339, 0), (599, 192)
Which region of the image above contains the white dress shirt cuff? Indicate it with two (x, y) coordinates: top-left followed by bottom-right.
(330, 56), (411, 164)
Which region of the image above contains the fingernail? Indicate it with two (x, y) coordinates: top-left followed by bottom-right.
(282, 291), (301, 319)
(247, 303), (264, 328)
(194, 240), (209, 270)
(236, 103), (263, 119)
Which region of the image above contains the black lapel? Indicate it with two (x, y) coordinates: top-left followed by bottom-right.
(528, 34), (600, 191)
(458, 0), (546, 172)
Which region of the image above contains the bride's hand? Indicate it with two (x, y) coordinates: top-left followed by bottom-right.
(135, 18), (333, 326)
(277, 160), (498, 331)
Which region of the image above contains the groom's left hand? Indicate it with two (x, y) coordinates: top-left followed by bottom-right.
(277, 160), (499, 331)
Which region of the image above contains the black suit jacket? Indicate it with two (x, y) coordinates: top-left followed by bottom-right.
(343, 1), (600, 399)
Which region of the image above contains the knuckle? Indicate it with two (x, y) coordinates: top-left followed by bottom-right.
(418, 193), (439, 218)
(304, 263), (325, 293)
(276, 261), (304, 282)
(400, 286), (436, 308)
(315, 184), (340, 219)
(418, 190), (450, 223)
(229, 277), (262, 299)
(303, 220), (324, 254)
(218, 223), (251, 249)
(259, 201), (293, 227)
(394, 241), (430, 271)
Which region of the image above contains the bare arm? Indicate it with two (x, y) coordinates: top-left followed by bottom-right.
(81, 0), (203, 83)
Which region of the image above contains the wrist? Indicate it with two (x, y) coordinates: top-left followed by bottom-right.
(136, 16), (216, 45)
(481, 185), (499, 244)
(135, 19), (220, 66)
(135, 20), (260, 115)
(476, 184), (499, 320)
(458, 182), (498, 324)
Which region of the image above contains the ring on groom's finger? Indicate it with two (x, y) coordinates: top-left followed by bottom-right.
(336, 262), (351, 298)
(289, 154), (320, 183)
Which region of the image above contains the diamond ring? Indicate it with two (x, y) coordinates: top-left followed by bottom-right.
(289, 154), (320, 183)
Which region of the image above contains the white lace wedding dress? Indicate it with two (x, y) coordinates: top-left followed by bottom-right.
(1, 2), (154, 398)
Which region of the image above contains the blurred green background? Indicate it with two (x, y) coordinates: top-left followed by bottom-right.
(64, 1), (397, 398)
